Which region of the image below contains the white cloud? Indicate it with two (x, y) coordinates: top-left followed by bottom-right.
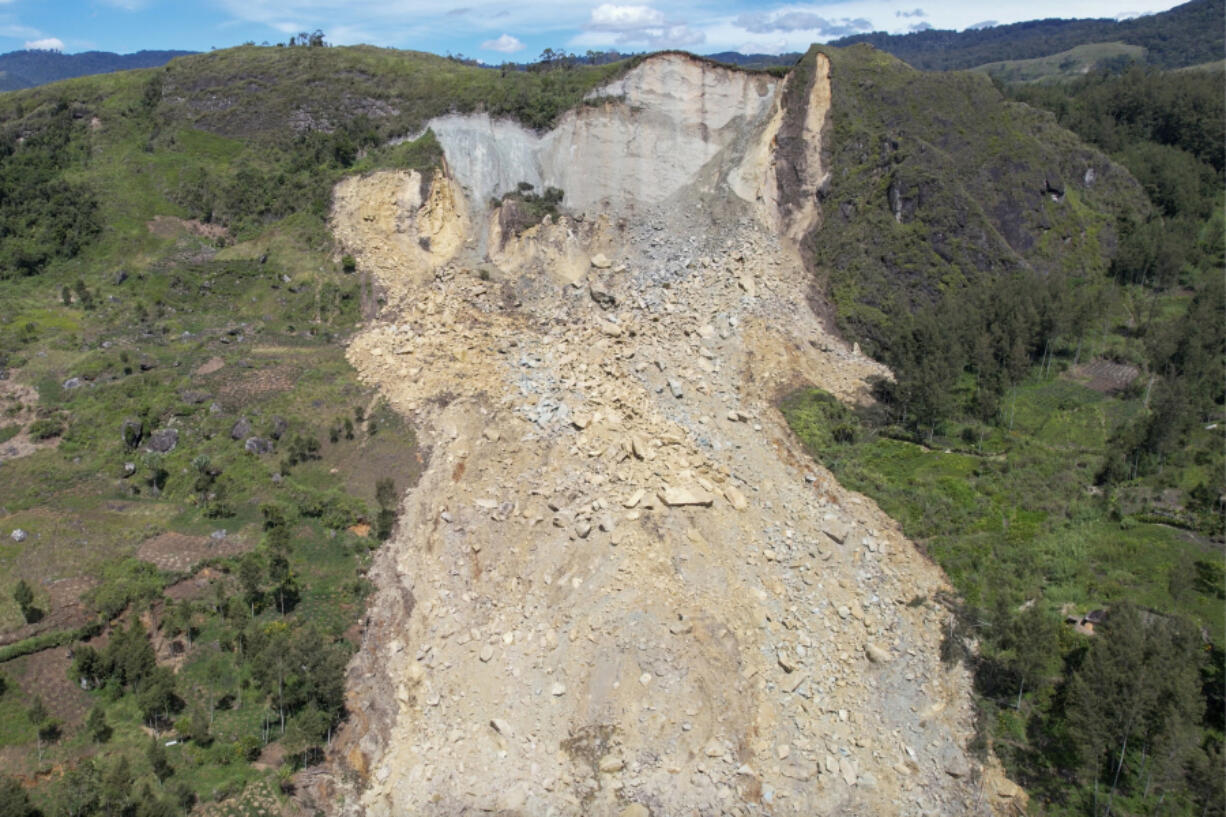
(481, 33), (524, 53)
(588, 4), (666, 31)
(736, 9), (872, 37)
(25, 36), (64, 51)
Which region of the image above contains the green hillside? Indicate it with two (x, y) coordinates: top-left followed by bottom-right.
(831, 0), (1224, 71)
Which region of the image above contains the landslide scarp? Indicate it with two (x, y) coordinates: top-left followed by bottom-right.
(323, 51), (1029, 817)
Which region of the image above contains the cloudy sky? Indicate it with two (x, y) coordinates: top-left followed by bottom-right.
(0, 1), (1183, 58)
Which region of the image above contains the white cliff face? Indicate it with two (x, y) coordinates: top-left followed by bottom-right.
(430, 54), (779, 214)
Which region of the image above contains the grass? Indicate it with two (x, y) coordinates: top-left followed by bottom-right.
(783, 374), (1225, 644)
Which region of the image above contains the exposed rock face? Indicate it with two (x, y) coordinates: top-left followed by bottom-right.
(431, 54), (778, 215)
(326, 52), (1022, 817)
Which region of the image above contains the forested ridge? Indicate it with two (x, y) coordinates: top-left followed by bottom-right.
(831, 0), (1224, 71)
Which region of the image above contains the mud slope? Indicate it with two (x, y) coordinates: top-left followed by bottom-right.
(328, 53), (1024, 816)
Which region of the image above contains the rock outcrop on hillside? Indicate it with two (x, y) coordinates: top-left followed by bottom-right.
(321, 51), (1025, 816)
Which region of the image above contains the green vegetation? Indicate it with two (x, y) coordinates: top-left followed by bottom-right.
(832, 0), (1223, 71)
(792, 38), (1224, 817)
(0, 42), (488, 811)
(971, 42), (1147, 85)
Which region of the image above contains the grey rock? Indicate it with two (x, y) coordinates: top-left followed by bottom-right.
(63, 377), (82, 390)
(10, 529), (27, 543)
(668, 379), (683, 399)
(231, 417), (251, 440)
(148, 428), (178, 453)
(589, 280), (617, 310)
(180, 390), (210, 405)
(270, 416), (288, 440)
(244, 437), (274, 455)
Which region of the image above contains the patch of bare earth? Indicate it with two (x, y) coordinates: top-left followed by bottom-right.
(1068, 358), (1140, 393)
(136, 531), (249, 573)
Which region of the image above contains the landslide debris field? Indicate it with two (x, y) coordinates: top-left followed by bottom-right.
(326, 52), (1022, 816)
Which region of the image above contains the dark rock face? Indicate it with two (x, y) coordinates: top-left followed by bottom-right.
(121, 419), (143, 448)
(148, 428), (178, 453)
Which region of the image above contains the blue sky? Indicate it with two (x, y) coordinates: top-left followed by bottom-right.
(0, 1), (1185, 59)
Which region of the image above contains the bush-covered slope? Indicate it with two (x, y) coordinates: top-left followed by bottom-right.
(810, 44), (1147, 359)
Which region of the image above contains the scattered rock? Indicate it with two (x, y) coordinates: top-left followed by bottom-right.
(550, 682), (566, 696)
(62, 377), (82, 390)
(231, 417), (252, 440)
(598, 755), (624, 773)
(658, 485), (715, 507)
(865, 643), (892, 664)
(667, 379), (683, 399)
(589, 280), (617, 309)
(244, 437), (274, 455)
(148, 428), (178, 453)
(823, 517), (850, 544)
(270, 416), (289, 440)
(619, 806), (650, 817)
(479, 645), (494, 663)
(590, 253), (612, 269)
(10, 529), (27, 543)
(179, 390), (211, 405)
(723, 484), (748, 511)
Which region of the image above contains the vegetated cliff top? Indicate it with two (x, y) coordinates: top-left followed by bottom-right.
(830, 0), (1224, 71)
(803, 43), (1150, 353)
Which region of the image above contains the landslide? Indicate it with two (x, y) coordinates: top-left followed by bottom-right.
(322, 50), (1034, 817)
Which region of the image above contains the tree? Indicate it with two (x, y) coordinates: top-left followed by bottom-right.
(86, 705), (112, 743)
(146, 735), (173, 782)
(12, 579), (34, 623)
(100, 756), (132, 817)
(0, 774), (36, 817)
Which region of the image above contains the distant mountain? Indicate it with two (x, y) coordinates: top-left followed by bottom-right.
(829, 0), (1223, 71)
(0, 49), (195, 91)
(703, 51), (803, 70)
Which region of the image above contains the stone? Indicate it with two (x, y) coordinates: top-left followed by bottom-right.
(479, 644), (494, 663)
(489, 719), (513, 737)
(148, 428), (178, 453)
(777, 650), (797, 673)
(704, 739), (724, 758)
(598, 755), (624, 773)
(776, 744), (791, 760)
(572, 413), (591, 430)
(598, 320), (623, 338)
(120, 419), (143, 447)
(10, 529), (26, 543)
(270, 416), (288, 440)
(658, 485), (715, 507)
(823, 517), (850, 544)
(231, 417), (252, 440)
(723, 484), (748, 511)
(590, 253), (613, 269)
(62, 377), (82, 390)
(865, 643), (891, 664)
(179, 390), (210, 405)
(550, 682), (567, 697)
(667, 379), (683, 399)
(575, 521), (592, 539)
(589, 280), (617, 309)
(840, 756), (858, 786)
(244, 437), (273, 455)
(619, 805), (650, 817)
(629, 436), (651, 461)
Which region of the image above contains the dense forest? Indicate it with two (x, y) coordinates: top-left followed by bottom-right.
(789, 56), (1224, 817)
(832, 0), (1224, 70)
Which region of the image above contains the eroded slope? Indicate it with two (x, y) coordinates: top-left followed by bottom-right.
(327, 53), (1023, 817)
